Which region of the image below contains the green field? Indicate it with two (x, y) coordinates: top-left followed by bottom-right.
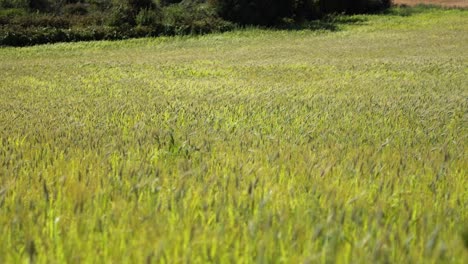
(0, 6), (467, 263)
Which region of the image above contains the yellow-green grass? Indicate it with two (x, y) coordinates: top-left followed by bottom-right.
(0, 7), (467, 263)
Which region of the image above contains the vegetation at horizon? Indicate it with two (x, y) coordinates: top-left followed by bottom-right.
(0, 0), (392, 46)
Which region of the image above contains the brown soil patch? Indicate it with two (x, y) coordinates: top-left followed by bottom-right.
(393, 0), (468, 7)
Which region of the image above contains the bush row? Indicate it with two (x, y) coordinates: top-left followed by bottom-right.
(0, 0), (392, 46)
(0, 1), (235, 46)
(213, 0), (392, 25)
(1, 26), (116, 46)
(0, 21), (234, 46)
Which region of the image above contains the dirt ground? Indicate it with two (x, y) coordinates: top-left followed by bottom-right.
(393, 0), (468, 7)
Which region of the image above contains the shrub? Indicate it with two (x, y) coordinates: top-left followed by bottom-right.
(4, 13), (71, 27)
(135, 8), (160, 27)
(128, 0), (154, 12)
(63, 3), (90, 15)
(87, 0), (113, 12)
(211, 0), (324, 26)
(0, 24), (155, 46)
(0, 7), (28, 16)
(107, 1), (135, 27)
(0, 8), (28, 25)
(0, 26), (66, 46)
(107, 0), (161, 27)
(161, 2), (233, 35)
(212, 0), (391, 25)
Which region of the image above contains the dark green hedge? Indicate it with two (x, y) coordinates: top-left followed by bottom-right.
(0, 22), (234, 46)
(213, 0), (392, 26)
(0, 0), (392, 46)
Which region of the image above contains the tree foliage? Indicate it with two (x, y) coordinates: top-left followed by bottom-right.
(212, 0), (392, 25)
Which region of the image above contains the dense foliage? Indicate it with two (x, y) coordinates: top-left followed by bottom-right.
(0, 0), (392, 46)
(213, 0), (392, 25)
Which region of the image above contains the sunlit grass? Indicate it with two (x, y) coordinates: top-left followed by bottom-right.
(0, 7), (467, 263)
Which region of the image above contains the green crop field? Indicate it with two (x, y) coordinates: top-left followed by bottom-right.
(0, 6), (467, 263)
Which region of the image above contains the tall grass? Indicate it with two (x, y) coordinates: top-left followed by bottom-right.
(0, 6), (467, 263)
